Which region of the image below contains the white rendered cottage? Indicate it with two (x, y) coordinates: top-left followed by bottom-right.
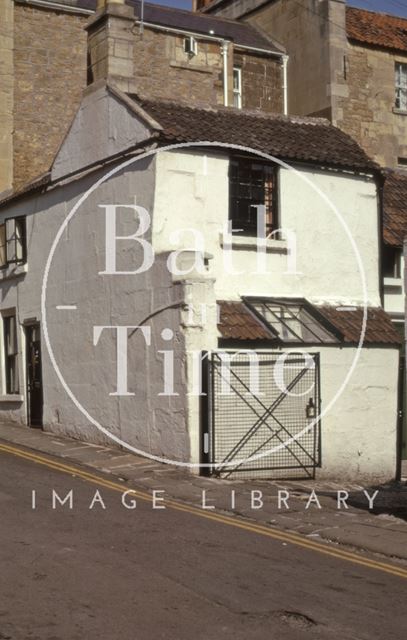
(0, 83), (401, 482)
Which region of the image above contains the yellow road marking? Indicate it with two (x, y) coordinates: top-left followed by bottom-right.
(1, 441), (407, 580)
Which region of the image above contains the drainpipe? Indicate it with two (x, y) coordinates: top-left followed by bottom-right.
(282, 55), (289, 115)
(222, 41), (229, 107)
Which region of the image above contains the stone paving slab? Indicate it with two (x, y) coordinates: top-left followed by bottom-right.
(0, 422), (406, 564)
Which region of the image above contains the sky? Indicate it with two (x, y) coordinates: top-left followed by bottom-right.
(148, 0), (407, 18)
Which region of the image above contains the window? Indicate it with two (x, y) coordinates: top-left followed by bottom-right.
(0, 217), (26, 269)
(246, 299), (339, 344)
(3, 314), (19, 394)
(398, 157), (407, 170)
(383, 245), (402, 279)
(229, 157), (277, 236)
(233, 67), (242, 109)
(395, 62), (407, 110)
(184, 36), (197, 56)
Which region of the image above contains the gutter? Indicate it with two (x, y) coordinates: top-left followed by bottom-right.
(282, 55), (288, 116)
(222, 41), (229, 107)
(132, 20), (288, 111)
(15, 0), (93, 15)
(133, 20), (285, 59)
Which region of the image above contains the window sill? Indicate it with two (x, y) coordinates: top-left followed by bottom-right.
(393, 107), (407, 116)
(0, 394), (23, 403)
(219, 234), (288, 253)
(0, 263), (27, 282)
(384, 277), (402, 288)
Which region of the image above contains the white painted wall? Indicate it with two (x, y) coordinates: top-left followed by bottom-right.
(0, 139), (397, 482)
(152, 149), (398, 481)
(153, 150), (381, 307)
(0, 160), (192, 463)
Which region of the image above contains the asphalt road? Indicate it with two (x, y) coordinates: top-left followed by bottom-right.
(0, 447), (406, 640)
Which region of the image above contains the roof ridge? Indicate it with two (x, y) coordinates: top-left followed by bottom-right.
(135, 95), (332, 127)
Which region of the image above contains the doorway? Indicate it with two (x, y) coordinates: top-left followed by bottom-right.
(26, 323), (43, 428)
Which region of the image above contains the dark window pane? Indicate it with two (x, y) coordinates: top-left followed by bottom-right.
(383, 245), (401, 278)
(229, 157), (276, 236)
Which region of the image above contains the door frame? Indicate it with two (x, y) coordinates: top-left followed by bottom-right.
(25, 321), (43, 429)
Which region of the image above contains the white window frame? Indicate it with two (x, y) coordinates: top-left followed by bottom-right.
(0, 217), (27, 269)
(233, 67), (242, 109)
(184, 36), (198, 57)
(0, 310), (20, 396)
(395, 62), (407, 111)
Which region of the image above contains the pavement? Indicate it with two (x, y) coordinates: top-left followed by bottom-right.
(2, 448), (406, 640)
(0, 422), (406, 566)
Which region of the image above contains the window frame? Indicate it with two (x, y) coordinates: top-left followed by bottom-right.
(233, 66), (242, 109)
(2, 313), (19, 395)
(0, 216), (27, 269)
(184, 36), (198, 56)
(395, 61), (407, 111)
(244, 297), (342, 345)
(382, 245), (402, 280)
(228, 155), (279, 238)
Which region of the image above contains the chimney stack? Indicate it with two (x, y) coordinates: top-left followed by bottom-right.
(85, 0), (137, 93)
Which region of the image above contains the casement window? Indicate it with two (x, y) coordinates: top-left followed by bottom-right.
(246, 298), (339, 344)
(229, 156), (277, 236)
(3, 314), (19, 394)
(184, 36), (197, 56)
(395, 62), (407, 110)
(0, 217), (27, 269)
(233, 67), (242, 109)
(383, 245), (402, 279)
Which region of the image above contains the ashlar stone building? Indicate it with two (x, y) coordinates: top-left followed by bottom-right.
(0, 0), (287, 195)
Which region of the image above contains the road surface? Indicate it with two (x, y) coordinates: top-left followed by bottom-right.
(0, 444), (406, 639)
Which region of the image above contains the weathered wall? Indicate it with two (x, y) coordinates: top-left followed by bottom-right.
(13, 4), (88, 189)
(234, 51), (282, 112)
(0, 0), (13, 194)
(205, 0), (347, 119)
(153, 150), (381, 307)
(0, 161), (191, 463)
(131, 28), (283, 112)
(51, 84), (153, 180)
(337, 42), (407, 169)
(132, 28), (226, 107)
(316, 345), (399, 483)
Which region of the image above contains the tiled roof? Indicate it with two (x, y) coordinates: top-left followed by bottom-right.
(346, 6), (407, 53)
(317, 305), (402, 345)
(218, 301), (401, 346)
(71, 0), (283, 52)
(218, 301), (275, 341)
(383, 170), (407, 247)
(134, 97), (378, 173)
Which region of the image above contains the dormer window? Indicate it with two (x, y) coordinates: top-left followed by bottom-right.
(184, 36), (198, 56)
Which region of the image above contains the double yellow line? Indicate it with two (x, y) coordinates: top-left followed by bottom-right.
(1, 441), (407, 580)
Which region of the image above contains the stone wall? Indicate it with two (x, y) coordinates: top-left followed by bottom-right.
(0, 0), (14, 194)
(337, 42), (407, 169)
(234, 52), (282, 112)
(132, 28), (283, 112)
(13, 4), (88, 190)
(132, 29), (225, 107)
(241, 0), (347, 119)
